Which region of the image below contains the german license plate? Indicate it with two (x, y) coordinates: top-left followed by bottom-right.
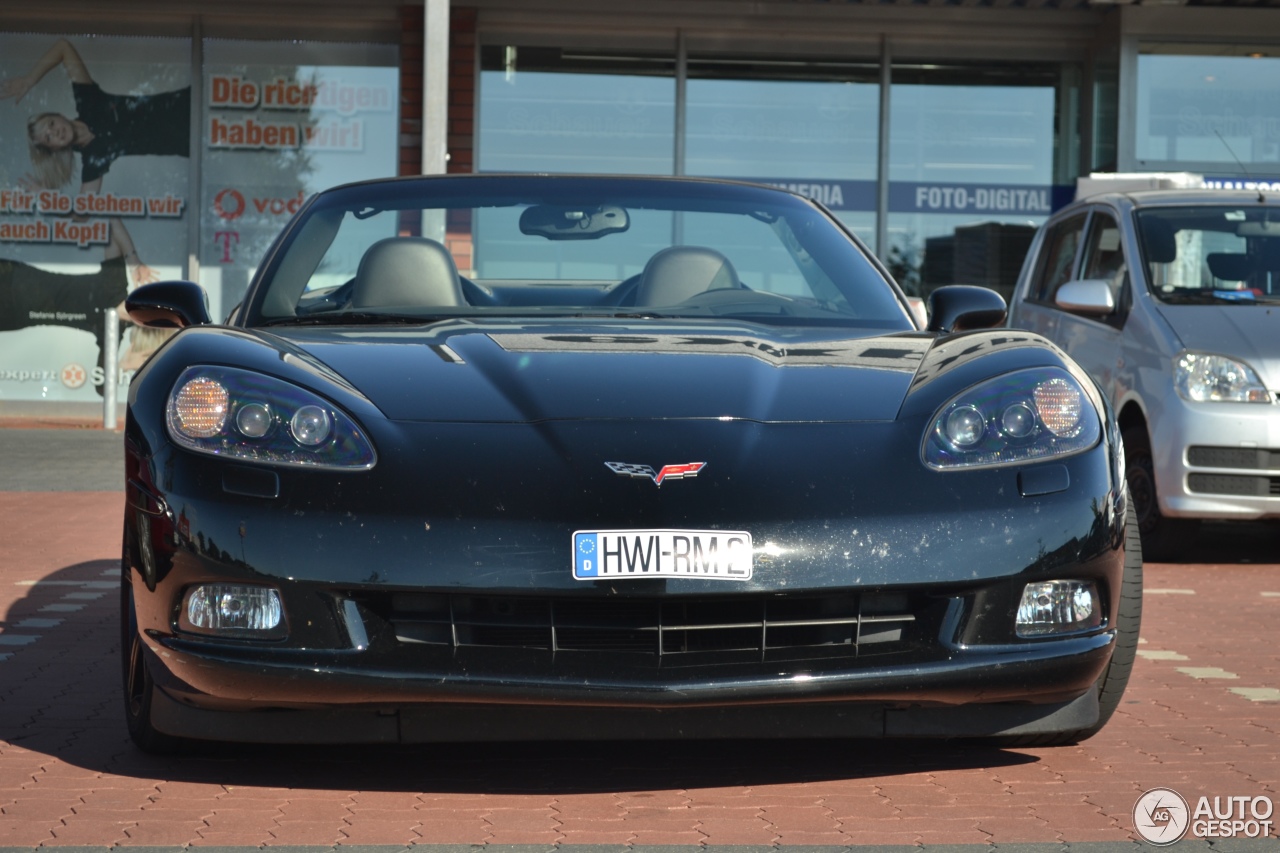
(573, 529), (753, 580)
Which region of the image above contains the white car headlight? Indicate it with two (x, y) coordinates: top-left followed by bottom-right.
(923, 367), (1102, 470)
(1174, 352), (1272, 404)
(166, 366), (376, 470)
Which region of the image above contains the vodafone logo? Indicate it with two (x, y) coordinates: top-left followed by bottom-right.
(213, 187), (307, 222)
(60, 363), (87, 390)
(213, 188), (246, 221)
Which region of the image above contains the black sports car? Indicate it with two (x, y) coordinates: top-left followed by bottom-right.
(121, 174), (1140, 752)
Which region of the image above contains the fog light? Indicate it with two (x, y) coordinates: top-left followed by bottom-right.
(180, 584), (285, 638)
(1016, 580), (1101, 638)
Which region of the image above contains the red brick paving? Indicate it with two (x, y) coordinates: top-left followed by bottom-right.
(0, 418), (105, 431)
(1, 491), (1278, 847)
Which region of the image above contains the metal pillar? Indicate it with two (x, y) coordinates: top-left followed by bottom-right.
(875, 35), (891, 261)
(422, 0), (450, 176)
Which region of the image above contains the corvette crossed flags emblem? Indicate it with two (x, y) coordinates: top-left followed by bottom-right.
(604, 461), (706, 487)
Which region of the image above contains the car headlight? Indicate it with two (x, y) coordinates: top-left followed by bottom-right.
(1174, 352), (1271, 404)
(166, 366), (376, 470)
(923, 367), (1101, 470)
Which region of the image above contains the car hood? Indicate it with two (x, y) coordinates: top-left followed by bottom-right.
(268, 322), (932, 423)
(1158, 304), (1280, 387)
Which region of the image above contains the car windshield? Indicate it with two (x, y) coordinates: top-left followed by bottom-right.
(246, 176), (912, 329)
(1136, 205), (1280, 304)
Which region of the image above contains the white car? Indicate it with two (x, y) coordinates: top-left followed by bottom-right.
(1008, 189), (1280, 559)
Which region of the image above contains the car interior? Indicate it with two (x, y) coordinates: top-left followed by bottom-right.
(1139, 210), (1280, 299)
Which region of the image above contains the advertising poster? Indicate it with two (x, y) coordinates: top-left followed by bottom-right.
(0, 34), (191, 403)
(200, 41), (398, 322)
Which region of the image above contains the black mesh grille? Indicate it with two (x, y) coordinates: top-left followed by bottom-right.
(381, 591), (923, 660)
(1187, 446), (1280, 470)
(1187, 473), (1279, 497)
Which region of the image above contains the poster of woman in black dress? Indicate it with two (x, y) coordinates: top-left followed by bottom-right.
(2, 37), (190, 197)
(0, 217), (171, 386)
(1, 36), (188, 393)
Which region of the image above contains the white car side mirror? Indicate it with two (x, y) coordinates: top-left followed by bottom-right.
(1055, 278), (1115, 316)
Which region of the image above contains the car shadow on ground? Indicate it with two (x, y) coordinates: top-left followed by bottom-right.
(1164, 521), (1278, 565)
(1, 559), (1040, 793)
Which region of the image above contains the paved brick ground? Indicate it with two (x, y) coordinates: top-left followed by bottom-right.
(0, 429), (1277, 850)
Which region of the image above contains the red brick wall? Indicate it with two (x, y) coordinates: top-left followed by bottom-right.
(398, 4), (424, 178)
(448, 7), (476, 176)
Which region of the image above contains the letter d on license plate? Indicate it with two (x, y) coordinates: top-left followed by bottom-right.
(573, 529), (753, 580)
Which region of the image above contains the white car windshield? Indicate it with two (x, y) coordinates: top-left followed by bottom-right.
(1137, 206), (1280, 304)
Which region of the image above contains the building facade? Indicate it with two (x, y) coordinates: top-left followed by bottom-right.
(2, 0), (1278, 406)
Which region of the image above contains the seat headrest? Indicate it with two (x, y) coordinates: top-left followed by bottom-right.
(1206, 252), (1252, 282)
(1139, 216), (1178, 265)
(635, 246), (741, 306)
(351, 237), (464, 309)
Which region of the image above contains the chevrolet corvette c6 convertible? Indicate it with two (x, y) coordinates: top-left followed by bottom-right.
(121, 174), (1140, 752)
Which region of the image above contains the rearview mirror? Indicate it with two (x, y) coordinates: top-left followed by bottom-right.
(1237, 220), (1280, 237)
(519, 204), (629, 240)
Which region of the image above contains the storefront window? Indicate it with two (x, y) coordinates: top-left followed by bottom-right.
(478, 46), (676, 175)
(684, 59), (880, 241)
(0, 33), (397, 404)
(0, 33), (192, 402)
(200, 40), (399, 323)
(1093, 59), (1120, 173)
(887, 62), (1076, 298)
(1135, 46), (1280, 170)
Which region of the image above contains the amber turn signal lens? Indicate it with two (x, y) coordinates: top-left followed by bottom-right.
(172, 377), (229, 438)
(1032, 377), (1083, 438)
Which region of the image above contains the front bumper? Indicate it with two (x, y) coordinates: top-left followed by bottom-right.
(1151, 395), (1280, 520)
(147, 675), (1105, 743)
(148, 624), (1113, 709)
(135, 569), (1117, 742)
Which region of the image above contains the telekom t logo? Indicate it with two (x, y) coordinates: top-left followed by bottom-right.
(214, 231), (240, 263)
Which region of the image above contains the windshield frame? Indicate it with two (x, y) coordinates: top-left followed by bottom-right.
(239, 174), (916, 331)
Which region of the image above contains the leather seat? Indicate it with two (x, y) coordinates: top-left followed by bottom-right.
(634, 246), (742, 306)
(350, 237), (465, 309)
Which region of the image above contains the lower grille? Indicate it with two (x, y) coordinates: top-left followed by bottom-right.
(378, 591), (925, 660)
(1187, 446), (1280, 470)
(1188, 473), (1280, 497)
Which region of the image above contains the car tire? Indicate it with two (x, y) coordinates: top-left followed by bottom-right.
(988, 497), (1143, 747)
(121, 561), (186, 755)
(1123, 426), (1197, 562)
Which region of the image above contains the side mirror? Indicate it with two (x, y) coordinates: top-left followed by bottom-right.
(126, 281), (212, 328)
(926, 285), (1007, 334)
(1054, 279), (1115, 316)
